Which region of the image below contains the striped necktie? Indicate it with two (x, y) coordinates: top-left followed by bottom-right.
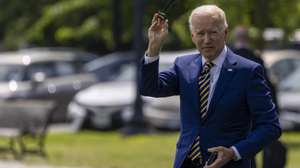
(187, 62), (214, 164)
(199, 62), (214, 119)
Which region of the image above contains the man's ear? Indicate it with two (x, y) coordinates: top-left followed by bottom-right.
(224, 28), (228, 38)
(191, 32), (196, 44)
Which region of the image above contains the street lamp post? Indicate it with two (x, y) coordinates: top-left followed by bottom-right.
(112, 0), (122, 51)
(121, 0), (151, 135)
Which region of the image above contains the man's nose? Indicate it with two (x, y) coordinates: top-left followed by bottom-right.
(203, 33), (212, 43)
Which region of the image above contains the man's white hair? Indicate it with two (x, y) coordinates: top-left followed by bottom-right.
(188, 5), (228, 32)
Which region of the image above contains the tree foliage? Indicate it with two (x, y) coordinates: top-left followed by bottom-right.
(0, 0), (300, 53)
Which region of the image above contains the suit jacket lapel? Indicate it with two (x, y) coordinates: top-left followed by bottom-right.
(206, 50), (237, 119)
(189, 54), (202, 83)
(189, 54), (203, 119)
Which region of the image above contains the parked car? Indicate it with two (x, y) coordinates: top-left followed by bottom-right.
(19, 47), (98, 63)
(261, 49), (300, 82)
(69, 49), (300, 131)
(0, 49), (98, 123)
(67, 50), (197, 130)
(277, 67), (300, 131)
(261, 49), (300, 131)
(83, 51), (135, 82)
(143, 96), (180, 130)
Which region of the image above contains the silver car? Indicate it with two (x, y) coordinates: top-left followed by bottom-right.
(0, 48), (98, 122)
(261, 49), (300, 82)
(277, 67), (300, 131)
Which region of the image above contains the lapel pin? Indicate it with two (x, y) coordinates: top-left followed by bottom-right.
(227, 69), (233, 72)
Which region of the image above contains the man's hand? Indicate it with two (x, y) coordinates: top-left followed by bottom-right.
(146, 13), (169, 57)
(204, 146), (235, 168)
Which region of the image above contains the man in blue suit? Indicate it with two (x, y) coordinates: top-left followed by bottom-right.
(140, 4), (281, 168)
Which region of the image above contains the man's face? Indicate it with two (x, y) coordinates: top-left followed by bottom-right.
(191, 13), (227, 61)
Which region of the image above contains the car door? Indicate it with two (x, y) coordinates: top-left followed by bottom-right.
(23, 61), (86, 122)
(45, 61), (97, 122)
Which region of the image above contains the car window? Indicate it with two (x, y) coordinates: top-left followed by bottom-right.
(114, 63), (135, 81)
(0, 64), (24, 81)
(54, 62), (76, 76)
(72, 60), (87, 72)
(25, 63), (56, 81)
(91, 60), (133, 81)
(104, 61), (173, 82)
(279, 68), (300, 92)
(112, 62), (173, 81)
(89, 56), (173, 82)
(294, 60), (300, 68)
(269, 58), (300, 81)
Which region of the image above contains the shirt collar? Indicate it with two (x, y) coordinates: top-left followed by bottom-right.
(202, 46), (227, 68)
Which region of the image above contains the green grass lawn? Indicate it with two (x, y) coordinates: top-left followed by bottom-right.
(0, 131), (299, 168)
(19, 131), (178, 168)
(280, 132), (300, 168)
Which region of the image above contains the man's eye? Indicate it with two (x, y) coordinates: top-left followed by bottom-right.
(210, 31), (217, 34)
(197, 32), (204, 36)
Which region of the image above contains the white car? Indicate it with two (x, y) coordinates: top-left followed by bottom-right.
(277, 67), (300, 131)
(261, 49), (300, 82)
(67, 50), (196, 130)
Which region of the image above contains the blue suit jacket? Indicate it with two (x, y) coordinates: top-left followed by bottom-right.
(140, 49), (281, 168)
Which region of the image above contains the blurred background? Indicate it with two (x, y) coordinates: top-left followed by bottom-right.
(0, 0), (299, 168)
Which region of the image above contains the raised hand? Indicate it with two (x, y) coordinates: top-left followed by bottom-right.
(146, 13), (169, 57)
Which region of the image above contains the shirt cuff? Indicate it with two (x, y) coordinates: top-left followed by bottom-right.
(231, 146), (242, 161)
(144, 53), (159, 64)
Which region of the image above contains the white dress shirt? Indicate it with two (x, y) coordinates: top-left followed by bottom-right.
(202, 46), (226, 106)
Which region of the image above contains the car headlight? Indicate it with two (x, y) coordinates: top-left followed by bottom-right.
(68, 102), (87, 118)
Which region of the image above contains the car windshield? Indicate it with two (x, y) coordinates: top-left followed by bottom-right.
(114, 63), (135, 81)
(0, 64), (24, 81)
(112, 62), (173, 82)
(279, 67), (300, 92)
(268, 58), (300, 81)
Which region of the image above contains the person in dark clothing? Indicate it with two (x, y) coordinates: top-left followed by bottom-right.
(232, 26), (286, 168)
(232, 27), (264, 66)
(232, 26), (278, 111)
